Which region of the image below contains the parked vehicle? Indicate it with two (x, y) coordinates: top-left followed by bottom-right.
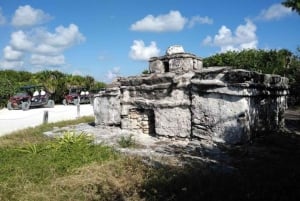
(7, 85), (55, 110)
(62, 87), (92, 105)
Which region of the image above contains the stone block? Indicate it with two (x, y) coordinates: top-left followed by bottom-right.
(192, 93), (251, 144)
(154, 107), (191, 138)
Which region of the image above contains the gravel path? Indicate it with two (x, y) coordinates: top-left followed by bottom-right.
(0, 104), (94, 136)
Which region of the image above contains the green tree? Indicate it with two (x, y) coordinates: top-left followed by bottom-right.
(84, 75), (95, 90)
(203, 49), (294, 75)
(282, 0), (300, 15)
(0, 69), (106, 108)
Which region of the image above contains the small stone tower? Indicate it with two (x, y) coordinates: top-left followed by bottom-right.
(149, 45), (202, 73)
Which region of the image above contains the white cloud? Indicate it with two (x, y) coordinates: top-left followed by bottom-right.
(34, 43), (62, 55)
(105, 67), (120, 82)
(188, 16), (213, 28)
(130, 10), (187, 32)
(0, 23), (85, 69)
(0, 7), (6, 25)
(11, 5), (52, 27)
(10, 30), (34, 51)
(8, 24), (83, 58)
(214, 26), (234, 48)
(32, 24), (85, 55)
(257, 4), (292, 21)
(3, 46), (24, 61)
(44, 24), (85, 47)
(129, 40), (160, 61)
(30, 54), (65, 66)
(203, 19), (258, 52)
(202, 36), (212, 45)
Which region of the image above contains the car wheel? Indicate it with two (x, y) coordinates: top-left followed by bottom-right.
(7, 102), (13, 110)
(22, 101), (30, 111)
(47, 100), (55, 108)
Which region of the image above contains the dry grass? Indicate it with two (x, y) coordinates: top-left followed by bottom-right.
(10, 157), (150, 201)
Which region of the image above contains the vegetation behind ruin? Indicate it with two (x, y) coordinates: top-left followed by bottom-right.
(0, 70), (106, 108)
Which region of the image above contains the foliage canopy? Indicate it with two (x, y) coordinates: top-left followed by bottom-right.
(203, 48), (300, 84)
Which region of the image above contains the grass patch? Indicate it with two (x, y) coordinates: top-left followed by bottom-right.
(0, 131), (119, 200)
(0, 116), (299, 201)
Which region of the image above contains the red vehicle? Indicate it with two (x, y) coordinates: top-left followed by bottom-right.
(7, 85), (55, 110)
(62, 87), (92, 105)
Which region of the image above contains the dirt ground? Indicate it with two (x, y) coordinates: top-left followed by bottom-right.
(43, 106), (300, 200)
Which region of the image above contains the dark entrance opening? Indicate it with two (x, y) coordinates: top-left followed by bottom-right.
(163, 61), (169, 72)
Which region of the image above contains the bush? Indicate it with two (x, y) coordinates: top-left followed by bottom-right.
(118, 135), (136, 148)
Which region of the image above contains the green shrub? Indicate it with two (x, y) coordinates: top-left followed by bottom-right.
(118, 134), (136, 148)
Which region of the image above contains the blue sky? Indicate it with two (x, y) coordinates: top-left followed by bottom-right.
(0, 0), (299, 82)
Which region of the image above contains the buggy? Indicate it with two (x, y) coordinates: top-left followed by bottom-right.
(7, 85), (55, 110)
(62, 87), (92, 105)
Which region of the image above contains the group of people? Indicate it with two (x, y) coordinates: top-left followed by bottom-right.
(33, 89), (46, 97)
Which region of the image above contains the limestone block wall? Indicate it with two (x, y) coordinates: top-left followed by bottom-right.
(93, 49), (288, 145)
(191, 93), (250, 144)
(190, 67), (288, 144)
(93, 87), (121, 126)
(118, 72), (192, 138)
(154, 107), (191, 138)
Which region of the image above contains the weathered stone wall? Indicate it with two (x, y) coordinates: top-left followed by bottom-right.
(154, 107), (191, 138)
(93, 87), (121, 126)
(93, 47), (288, 145)
(190, 67), (288, 143)
(149, 53), (202, 74)
(191, 93), (250, 143)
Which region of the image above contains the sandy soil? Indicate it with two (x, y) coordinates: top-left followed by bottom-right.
(0, 104), (94, 136)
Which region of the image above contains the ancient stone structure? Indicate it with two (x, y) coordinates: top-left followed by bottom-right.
(94, 46), (289, 144)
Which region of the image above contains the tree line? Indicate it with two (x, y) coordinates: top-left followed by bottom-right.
(203, 48), (300, 83)
(0, 70), (106, 108)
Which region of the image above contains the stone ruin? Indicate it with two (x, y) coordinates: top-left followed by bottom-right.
(93, 46), (289, 145)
